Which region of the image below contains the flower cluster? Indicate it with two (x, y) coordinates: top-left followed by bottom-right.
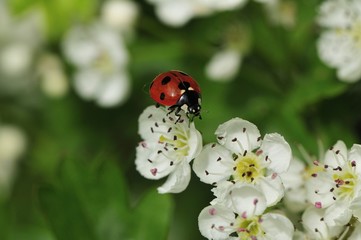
(136, 105), (361, 239)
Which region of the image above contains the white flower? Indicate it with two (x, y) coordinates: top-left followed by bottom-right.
(193, 118), (292, 206)
(0, 3), (43, 92)
(316, 0), (361, 82)
(264, 0), (297, 29)
(198, 185), (294, 239)
(37, 53), (69, 98)
(135, 105), (202, 193)
(0, 125), (26, 196)
(306, 140), (361, 228)
(205, 49), (242, 82)
(101, 0), (139, 34)
(302, 206), (344, 239)
(62, 23), (130, 107)
(147, 0), (246, 27)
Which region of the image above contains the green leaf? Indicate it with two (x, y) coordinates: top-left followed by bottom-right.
(131, 190), (173, 240)
(39, 187), (97, 240)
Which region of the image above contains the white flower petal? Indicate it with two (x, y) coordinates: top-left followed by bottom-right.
(279, 157), (305, 190)
(261, 213), (294, 240)
(324, 140), (348, 168)
(283, 187), (308, 212)
(258, 174), (284, 206)
(199, 0), (247, 10)
(63, 26), (99, 67)
(157, 160), (191, 193)
(210, 181), (235, 206)
(198, 205), (235, 239)
(305, 171), (335, 209)
(73, 70), (102, 100)
(215, 118), (261, 154)
(349, 144), (361, 175)
(155, 1), (194, 27)
(205, 49), (242, 82)
(138, 105), (172, 141)
(302, 207), (343, 239)
(317, 0), (358, 28)
(324, 201), (352, 227)
(101, 0), (139, 32)
(228, 184), (267, 216)
(135, 141), (176, 180)
(193, 143), (234, 184)
(260, 133), (292, 173)
(350, 195), (361, 219)
(96, 72), (130, 107)
(184, 122), (203, 162)
(337, 56), (361, 82)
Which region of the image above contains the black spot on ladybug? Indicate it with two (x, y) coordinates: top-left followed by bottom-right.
(160, 92), (165, 100)
(161, 76), (171, 85)
(178, 81), (190, 90)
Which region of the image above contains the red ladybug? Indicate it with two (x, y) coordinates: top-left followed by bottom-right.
(149, 70), (202, 121)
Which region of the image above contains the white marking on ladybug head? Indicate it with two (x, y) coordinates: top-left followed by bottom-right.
(180, 89), (186, 94)
(188, 87), (194, 91)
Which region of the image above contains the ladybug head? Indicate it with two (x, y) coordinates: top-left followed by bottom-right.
(188, 103), (201, 116)
(177, 90), (202, 119)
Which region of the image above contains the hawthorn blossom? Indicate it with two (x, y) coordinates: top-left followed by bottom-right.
(198, 185), (294, 239)
(62, 23), (130, 107)
(101, 0), (139, 35)
(146, 0), (247, 27)
(316, 0), (361, 82)
(301, 206), (344, 239)
(193, 118), (292, 206)
(0, 2), (43, 92)
(0, 125), (26, 196)
(306, 140), (361, 228)
(205, 49), (243, 82)
(135, 105), (202, 193)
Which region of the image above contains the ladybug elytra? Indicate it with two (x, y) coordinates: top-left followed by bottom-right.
(149, 70), (202, 121)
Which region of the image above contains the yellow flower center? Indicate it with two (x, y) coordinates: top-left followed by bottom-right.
(235, 215), (263, 239)
(233, 152), (265, 184)
(332, 163), (358, 200)
(159, 131), (189, 159)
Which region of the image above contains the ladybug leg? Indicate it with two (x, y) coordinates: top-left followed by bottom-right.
(174, 107), (183, 124)
(167, 105), (177, 115)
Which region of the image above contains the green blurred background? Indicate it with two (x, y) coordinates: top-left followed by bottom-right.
(1, 0), (361, 239)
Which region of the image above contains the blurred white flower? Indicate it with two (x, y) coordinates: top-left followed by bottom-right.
(198, 185), (294, 239)
(37, 53), (69, 98)
(0, 125), (26, 196)
(317, 0), (361, 82)
(135, 105), (202, 193)
(264, 0), (297, 29)
(205, 49), (242, 82)
(101, 0), (139, 34)
(147, 0), (246, 27)
(193, 118), (292, 206)
(0, 3), (44, 91)
(63, 23), (131, 107)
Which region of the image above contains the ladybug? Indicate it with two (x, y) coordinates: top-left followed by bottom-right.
(149, 70), (202, 121)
